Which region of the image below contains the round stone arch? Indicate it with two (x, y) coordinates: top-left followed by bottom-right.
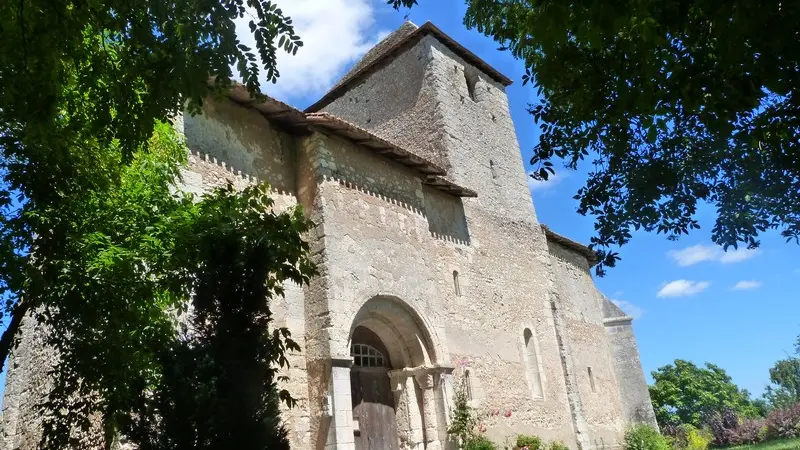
(347, 295), (440, 369)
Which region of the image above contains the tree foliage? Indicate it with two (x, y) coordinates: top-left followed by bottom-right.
(1, 0), (312, 445)
(393, 0), (800, 274)
(121, 183), (314, 450)
(764, 336), (800, 410)
(764, 358), (800, 410)
(649, 360), (761, 429)
(22, 122), (315, 448)
(35, 122), (198, 448)
(0, 0), (302, 368)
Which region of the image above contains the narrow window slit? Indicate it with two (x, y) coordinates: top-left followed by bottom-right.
(464, 67), (478, 101)
(453, 270), (462, 297)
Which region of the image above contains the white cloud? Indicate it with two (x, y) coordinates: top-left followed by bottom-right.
(657, 280), (711, 298)
(528, 170), (566, 192)
(668, 245), (718, 267)
(719, 248), (760, 264)
(234, 0), (390, 100)
(611, 299), (645, 320)
(668, 244), (760, 267)
(732, 280), (762, 290)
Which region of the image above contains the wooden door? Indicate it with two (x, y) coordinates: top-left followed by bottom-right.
(351, 369), (399, 450)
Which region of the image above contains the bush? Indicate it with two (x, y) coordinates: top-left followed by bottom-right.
(730, 418), (766, 445)
(547, 441), (569, 450)
(666, 424), (711, 450)
(515, 435), (543, 450)
(464, 435), (498, 450)
(707, 408), (740, 447)
(683, 426), (712, 450)
(766, 402), (800, 440)
(625, 424), (671, 450)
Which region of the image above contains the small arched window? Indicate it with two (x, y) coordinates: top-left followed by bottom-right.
(588, 367), (596, 393)
(351, 343), (387, 368)
(453, 270), (462, 297)
(523, 328), (544, 398)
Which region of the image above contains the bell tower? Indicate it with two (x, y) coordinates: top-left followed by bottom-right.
(306, 21), (541, 232)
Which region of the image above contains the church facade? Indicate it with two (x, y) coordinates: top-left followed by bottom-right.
(1, 22), (656, 450)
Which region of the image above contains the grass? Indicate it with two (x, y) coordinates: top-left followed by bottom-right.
(724, 438), (800, 450)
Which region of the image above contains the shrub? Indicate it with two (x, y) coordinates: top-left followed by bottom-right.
(448, 371), (476, 446)
(515, 435), (543, 450)
(730, 418), (766, 445)
(706, 408), (740, 447)
(666, 424), (711, 450)
(547, 441), (570, 450)
(624, 424), (671, 450)
(683, 426), (712, 450)
(464, 435), (497, 450)
(766, 402), (800, 440)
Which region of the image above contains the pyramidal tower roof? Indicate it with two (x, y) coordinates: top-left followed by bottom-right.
(307, 21), (512, 112)
(329, 21), (420, 93)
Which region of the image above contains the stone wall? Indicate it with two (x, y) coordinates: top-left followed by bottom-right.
(1, 314), (58, 450)
(547, 241), (626, 449)
(603, 300), (659, 429)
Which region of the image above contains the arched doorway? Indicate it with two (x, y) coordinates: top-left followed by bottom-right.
(350, 326), (399, 450)
(346, 296), (449, 450)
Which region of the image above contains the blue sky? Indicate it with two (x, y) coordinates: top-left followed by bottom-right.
(252, 0), (800, 397)
(0, 0), (797, 404)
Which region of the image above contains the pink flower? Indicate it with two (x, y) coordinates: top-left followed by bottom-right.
(491, 408), (500, 416)
(504, 410), (512, 417)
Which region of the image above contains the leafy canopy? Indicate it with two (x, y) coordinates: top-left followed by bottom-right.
(1, 0), (313, 446)
(27, 121), (315, 449)
(0, 0), (302, 369)
(764, 336), (800, 410)
(393, 0), (800, 274)
(121, 182), (314, 450)
(649, 359), (761, 428)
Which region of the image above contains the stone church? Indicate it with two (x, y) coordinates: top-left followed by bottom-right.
(1, 21), (656, 450)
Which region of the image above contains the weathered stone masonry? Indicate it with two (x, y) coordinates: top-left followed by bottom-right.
(1, 21), (656, 450)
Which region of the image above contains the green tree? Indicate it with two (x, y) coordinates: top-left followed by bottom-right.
(649, 360), (760, 428)
(764, 357), (800, 409)
(763, 336), (800, 409)
(121, 183), (314, 450)
(392, 0), (800, 274)
(1, 0), (311, 445)
(0, 0), (302, 365)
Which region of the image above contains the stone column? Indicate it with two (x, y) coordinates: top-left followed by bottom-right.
(330, 358), (356, 450)
(415, 371), (443, 450)
(434, 371), (455, 446)
(390, 369), (425, 450)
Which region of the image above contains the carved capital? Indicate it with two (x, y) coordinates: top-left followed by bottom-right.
(388, 369), (409, 392)
(414, 372), (434, 390)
